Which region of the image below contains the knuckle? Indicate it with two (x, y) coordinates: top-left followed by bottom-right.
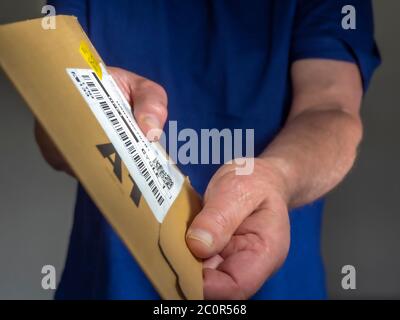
(261, 231), (290, 269)
(139, 78), (168, 101)
(207, 207), (231, 232)
(258, 233), (276, 261)
(137, 80), (168, 120)
(263, 238), (275, 258)
(222, 171), (252, 204)
(153, 82), (168, 101)
(152, 101), (168, 120)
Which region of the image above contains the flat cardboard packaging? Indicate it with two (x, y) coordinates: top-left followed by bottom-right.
(0, 15), (203, 300)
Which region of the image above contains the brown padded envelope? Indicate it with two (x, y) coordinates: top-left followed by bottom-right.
(0, 15), (203, 300)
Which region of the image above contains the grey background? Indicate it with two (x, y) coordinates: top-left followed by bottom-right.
(0, 0), (399, 299)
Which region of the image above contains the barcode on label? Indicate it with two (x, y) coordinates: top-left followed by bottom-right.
(82, 75), (103, 100)
(66, 66), (184, 223)
(150, 158), (174, 190)
(83, 72), (165, 207)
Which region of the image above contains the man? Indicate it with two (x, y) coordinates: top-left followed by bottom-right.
(35, 0), (380, 299)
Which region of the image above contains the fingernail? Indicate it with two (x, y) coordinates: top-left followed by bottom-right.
(142, 115), (160, 130)
(186, 228), (214, 247)
(146, 127), (163, 142)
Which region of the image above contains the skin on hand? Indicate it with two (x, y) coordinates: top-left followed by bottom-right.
(34, 67), (169, 176)
(187, 159), (291, 299)
(186, 59), (363, 300)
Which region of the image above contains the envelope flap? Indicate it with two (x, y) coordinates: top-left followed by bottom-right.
(159, 178), (203, 300)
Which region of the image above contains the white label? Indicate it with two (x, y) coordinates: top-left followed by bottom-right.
(66, 65), (184, 223)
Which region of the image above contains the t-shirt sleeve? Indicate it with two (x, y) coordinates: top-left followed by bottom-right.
(47, 0), (88, 33)
(291, 0), (381, 90)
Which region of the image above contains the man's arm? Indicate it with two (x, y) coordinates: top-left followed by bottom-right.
(262, 59), (363, 208)
(35, 59), (364, 299)
(186, 59), (364, 299)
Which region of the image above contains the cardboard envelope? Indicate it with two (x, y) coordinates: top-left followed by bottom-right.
(0, 15), (203, 300)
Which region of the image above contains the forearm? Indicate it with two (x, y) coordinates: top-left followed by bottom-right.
(261, 106), (363, 209)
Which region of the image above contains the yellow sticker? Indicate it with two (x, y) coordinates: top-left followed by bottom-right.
(79, 40), (102, 80)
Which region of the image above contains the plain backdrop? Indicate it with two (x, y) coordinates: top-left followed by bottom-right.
(0, 0), (399, 299)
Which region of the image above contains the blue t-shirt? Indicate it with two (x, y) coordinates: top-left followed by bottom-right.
(51, 0), (380, 299)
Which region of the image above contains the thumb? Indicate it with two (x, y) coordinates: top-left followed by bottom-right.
(186, 166), (261, 259)
(108, 67), (168, 141)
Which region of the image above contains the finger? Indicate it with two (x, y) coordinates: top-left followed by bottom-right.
(203, 268), (244, 300)
(203, 254), (224, 270)
(34, 121), (75, 177)
(108, 67), (168, 140)
(131, 78), (168, 140)
(186, 165), (265, 259)
(204, 209), (290, 300)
